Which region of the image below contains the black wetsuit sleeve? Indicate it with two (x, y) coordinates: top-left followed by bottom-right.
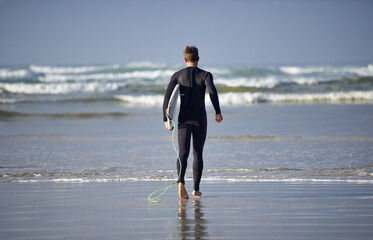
(162, 75), (178, 122)
(205, 72), (221, 115)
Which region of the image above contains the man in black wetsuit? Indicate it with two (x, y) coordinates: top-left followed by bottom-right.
(163, 46), (223, 199)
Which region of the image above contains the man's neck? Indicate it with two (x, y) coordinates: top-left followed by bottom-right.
(186, 61), (198, 67)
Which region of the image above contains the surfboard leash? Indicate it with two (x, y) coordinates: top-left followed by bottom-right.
(147, 120), (181, 205)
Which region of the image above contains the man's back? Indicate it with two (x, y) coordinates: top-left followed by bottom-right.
(172, 66), (210, 124)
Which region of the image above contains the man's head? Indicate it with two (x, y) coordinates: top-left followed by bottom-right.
(183, 46), (199, 63)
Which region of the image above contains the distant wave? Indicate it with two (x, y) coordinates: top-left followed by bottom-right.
(1, 76), (371, 94)
(215, 76), (281, 88)
(279, 64), (373, 76)
(0, 68), (35, 79)
(126, 61), (167, 69)
(215, 76), (329, 88)
(115, 94), (163, 106)
(218, 91), (373, 104)
(0, 82), (126, 94)
(114, 91), (373, 106)
(1, 63), (373, 105)
(29, 64), (120, 74)
(280, 66), (327, 75)
(37, 70), (174, 82)
(215, 75), (373, 89)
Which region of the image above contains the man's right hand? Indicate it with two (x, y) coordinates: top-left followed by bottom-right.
(215, 114), (223, 123)
(164, 121), (174, 131)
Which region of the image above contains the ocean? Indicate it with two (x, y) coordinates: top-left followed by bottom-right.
(1, 62), (373, 105)
(0, 62), (373, 183)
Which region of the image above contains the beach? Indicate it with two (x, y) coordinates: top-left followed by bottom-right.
(1, 63), (373, 239)
(1, 182), (372, 239)
(1, 103), (373, 239)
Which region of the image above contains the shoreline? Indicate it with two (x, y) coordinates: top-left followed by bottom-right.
(4, 178), (373, 184)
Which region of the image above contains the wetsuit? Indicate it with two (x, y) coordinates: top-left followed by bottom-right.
(163, 67), (221, 191)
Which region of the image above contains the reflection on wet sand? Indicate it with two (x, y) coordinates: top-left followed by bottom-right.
(178, 198), (207, 240)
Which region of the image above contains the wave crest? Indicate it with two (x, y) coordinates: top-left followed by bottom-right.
(218, 91), (373, 105)
(29, 64), (120, 74)
(280, 64), (373, 77)
(0, 82), (126, 94)
(114, 91), (373, 106)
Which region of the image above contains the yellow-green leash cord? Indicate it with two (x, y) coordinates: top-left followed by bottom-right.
(147, 120), (181, 204)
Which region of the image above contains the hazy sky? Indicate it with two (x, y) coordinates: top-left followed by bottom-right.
(0, 0), (372, 66)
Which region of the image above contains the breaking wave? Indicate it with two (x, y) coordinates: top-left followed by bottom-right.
(0, 82), (126, 94)
(218, 91), (373, 105)
(29, 64), (121, 74)
(1, 63), (372, 105)
(280, 64), (373, 76)
(114, 91), (373, 106)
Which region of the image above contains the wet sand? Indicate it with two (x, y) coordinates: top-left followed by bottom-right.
(1, 181), (372, 239)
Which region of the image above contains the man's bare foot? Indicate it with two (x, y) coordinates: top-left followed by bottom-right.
(179, 183), (189, 199)
(192, 190), (202, 197)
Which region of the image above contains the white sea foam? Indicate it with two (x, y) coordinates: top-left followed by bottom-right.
(215, 76), (280, 88)
(126, 61), (167, 68)
(291, 77), (319, 85)
(215, 76), (327, 88)
(13, 177), (373, 184)
(114, 91), (373, 106)
(204, 67), (231, 75)
(0, 69), (31, 79)
(202, 177), (373, 183)
(29, 64), (120, 74)
(0, 82), (126, 94)
(280, 64), (373, 77)
(342, 64), (373, 76)
(280, 66), (326, 75)
(221, 91), (373, 105)
(114, 94), (164, 106)
(15, 177), (173, 183)
(37, 70), (174, 82)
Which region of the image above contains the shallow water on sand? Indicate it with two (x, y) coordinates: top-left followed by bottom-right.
(1, 104), (373, 183)
(0, 182), (372, 240)
(1, 103), (373, 239)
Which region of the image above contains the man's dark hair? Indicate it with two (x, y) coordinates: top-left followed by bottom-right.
(183, 46), (199, 62)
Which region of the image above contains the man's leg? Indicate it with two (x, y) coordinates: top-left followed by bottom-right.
(192, 122), (207, 195)
(177, 124), (192, 199)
